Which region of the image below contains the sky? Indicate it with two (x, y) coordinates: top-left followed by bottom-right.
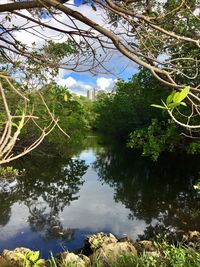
(56, 65), (138, 96)
(49, 0), (139, 96)
(1, 0), (139, 96)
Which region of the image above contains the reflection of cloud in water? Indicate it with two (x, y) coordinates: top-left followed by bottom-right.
(75, 149), (97, 165)
(0, 203), (30, 240)
(61, 168), (150, 240)
(1, 144), (198, 254)
(0, 168), (151, 243)
(0, 179), (18, 193)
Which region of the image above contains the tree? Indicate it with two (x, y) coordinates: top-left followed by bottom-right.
(0, 74), (70, 164)
(0, 0), (200, 162)
(93, 71), (169, 140)
(0, 1), (199, 87)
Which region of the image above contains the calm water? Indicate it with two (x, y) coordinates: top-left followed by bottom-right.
(0, 137), (200, 258)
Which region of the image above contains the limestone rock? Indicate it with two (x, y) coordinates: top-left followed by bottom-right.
(86, 232), (117, 252)
(135, 240), (156, 254)
(1, 248), (46, 267)
(0, 255), (12, 267)
(183, 230), (200, 243)
(91, 241), (137, 265)
(1, 247), (32, 267)
(60, 252), (90, 267)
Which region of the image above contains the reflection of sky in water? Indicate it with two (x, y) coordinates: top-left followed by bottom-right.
(0, 171), (148, 239)
(74, 149), (97, 165)
(61, 167), (149, 240)
(0, 148), (151, 257)
(1, 145), (198, 258)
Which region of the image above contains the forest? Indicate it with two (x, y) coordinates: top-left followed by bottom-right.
(0, 0), (200, 266)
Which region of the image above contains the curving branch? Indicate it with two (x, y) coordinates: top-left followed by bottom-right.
(0, 73), (69, 165)
(0, 0), (200, 131)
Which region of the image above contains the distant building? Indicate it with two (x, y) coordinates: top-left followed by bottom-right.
(87, 88), (95, 100)
(87, 88), (107, 100)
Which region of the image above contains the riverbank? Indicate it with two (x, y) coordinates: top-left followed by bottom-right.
(0, 231), (200, 267)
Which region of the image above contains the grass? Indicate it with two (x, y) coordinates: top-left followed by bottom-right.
(48, 240), (200, 267)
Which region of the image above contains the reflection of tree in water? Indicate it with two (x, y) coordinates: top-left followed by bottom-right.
(23, 158), (87, 241)
(27, 204), (76, 241)
(0, 193), (14, 226)
(93, 147), (200, 238)
(0, 155), (88, 241)
(0, 179), (20, 226)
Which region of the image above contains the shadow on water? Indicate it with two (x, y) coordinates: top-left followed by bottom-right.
(93, 145), (200, 240)
(0, 154), (88, 249)
(0, 136), (199, 256)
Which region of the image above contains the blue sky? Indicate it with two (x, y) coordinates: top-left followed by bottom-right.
(57, 65), (138, 96)
(4, 0), (139, 95)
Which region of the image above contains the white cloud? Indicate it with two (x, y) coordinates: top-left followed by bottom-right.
(57, 75), (93, 96)
(64, 77), (77, 87)
(56, 74), (117, 96)
(2, 2), (138, 88)
(96, 77), (117, 91)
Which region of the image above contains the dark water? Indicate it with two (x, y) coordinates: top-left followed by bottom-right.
(0, 137), (200, 258)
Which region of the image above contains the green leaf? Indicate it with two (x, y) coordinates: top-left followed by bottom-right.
(29, 251), (40, 262)
(166, 90), (176, 105)
(64, 94), (68, 102)
(167, 102), (180, 109)
(18, 112), (25, 131)
(150, 104), (166, 109)
(173, 92), (181, 104)
(16, 253), (26, 260)
(178, 86), (190, 102)
(173, 86), (190, 104)
(11, 122), (18, 128)
(180, 102), (187, 107)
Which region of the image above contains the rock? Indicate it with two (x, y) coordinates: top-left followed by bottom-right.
(1, 247), (31, 266)
(91, 241), (137, 265)
(135, 240), (156, 254)
(183, 231), (200, 243)
(118, 236), (133, 243)
(1, 248), (46, 267)
(60, 252), (90, 267)
(87, 232), (117, 251)
(0, 256), (12, 267)
(82, 232), (118, 255)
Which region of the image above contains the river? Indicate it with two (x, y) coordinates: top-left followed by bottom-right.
(0, 136), (199, 258)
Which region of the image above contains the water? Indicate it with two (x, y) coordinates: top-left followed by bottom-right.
(0, 137), (200, 258)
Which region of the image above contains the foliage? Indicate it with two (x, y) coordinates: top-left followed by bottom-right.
(186, 141), (200, 155)
(12, 83), (92, 152)
(92, 70), (190, 159)
(90, 239), (102, 251)
(92, 69), (200, 159)
(151, 86), (190, 111)
(48, 240), (200, 267)
(16, 251), (46, 267)
(0, 0), (200, 137)
(1, 0), (200, 91)
(127, 84), (200, 160)
(0, 74), (92, 161)
(0, 166), (25, 179)
(93, 71), (169, 140)
(127, 119), (181, 161)
(194, 180), (200, 191)
(93, 144), (200, 232)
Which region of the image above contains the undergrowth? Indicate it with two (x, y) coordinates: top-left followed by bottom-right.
(48, 241), (200, 267)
